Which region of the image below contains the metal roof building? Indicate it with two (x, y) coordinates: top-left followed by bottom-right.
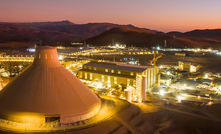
(0, 46), (101, 124)
(79, 61), (159, 102)
(84, 61), (155, 73)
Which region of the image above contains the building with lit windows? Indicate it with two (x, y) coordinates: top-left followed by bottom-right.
(178, 61), (201, 73)
(78, 61), (160, 102)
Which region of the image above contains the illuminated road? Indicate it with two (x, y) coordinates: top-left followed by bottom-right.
(0, 56), (34, 62)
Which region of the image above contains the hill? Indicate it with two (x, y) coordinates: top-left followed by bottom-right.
(0, 20), (221, 49)
(167, 29), (221, 49)
(0, 20), (157, 47)
(86, 27), (210, 48)
(168, 29), (221, 41)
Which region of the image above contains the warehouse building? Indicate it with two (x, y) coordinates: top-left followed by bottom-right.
(178, 61), (201, 73)
(78, 61), (159, 102)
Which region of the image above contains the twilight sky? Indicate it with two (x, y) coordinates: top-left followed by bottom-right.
(0, 0), (221, 32)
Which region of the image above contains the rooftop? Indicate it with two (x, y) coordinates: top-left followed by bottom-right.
(79, 69), (136, 79)
(84, 61), (155, 73)
(179, 61), (200, 66)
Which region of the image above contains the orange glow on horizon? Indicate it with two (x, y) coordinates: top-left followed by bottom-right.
(0, 0), (221, 32)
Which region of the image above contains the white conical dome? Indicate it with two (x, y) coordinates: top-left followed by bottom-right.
(0, 46), (101, 123)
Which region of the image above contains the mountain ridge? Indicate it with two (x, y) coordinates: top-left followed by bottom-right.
(86, 27), (211, 48)
(0, 20), (221, 49)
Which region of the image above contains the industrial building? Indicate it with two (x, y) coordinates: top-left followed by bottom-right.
(178, 61), (201, 73)
(0, 46), (101, 124)
(78, 61), (159, 102)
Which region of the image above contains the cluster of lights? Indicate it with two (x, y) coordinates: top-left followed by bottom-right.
(154, 89), (214, 101)
(216, 52), (221, 55)
(181, 93), (213, 100)
(208, 101), (213, 105)
(58, 55), (63, 60)
(0, 56), (34, 62)
(159, 48), (220, 53)
(108, 44), (126, 49)
(159, 90), (165, 95)
(27, 48), (36, 52)
(177, 96), (184, 103)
